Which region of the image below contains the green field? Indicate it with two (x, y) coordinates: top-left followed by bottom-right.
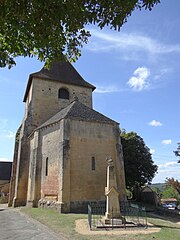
(21, 207), (180, 240)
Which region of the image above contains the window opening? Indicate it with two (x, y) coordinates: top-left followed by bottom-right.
(92, 157), (95, 171)
(45, 157), (48, 176)
(58, 88), (69, 100)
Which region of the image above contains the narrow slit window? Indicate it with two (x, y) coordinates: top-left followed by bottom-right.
(45, 157), (48, 176)
(92, 157), (95, 171)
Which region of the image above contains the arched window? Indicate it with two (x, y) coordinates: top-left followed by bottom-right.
(58, 88), (69, 100)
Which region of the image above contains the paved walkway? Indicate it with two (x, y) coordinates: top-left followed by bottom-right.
(0, 204), (66, 240)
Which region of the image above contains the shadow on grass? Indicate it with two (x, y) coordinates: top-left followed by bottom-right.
(150, 224), (180, 230)
(147, 211), (180, 223)
(146, 212), (180, 230)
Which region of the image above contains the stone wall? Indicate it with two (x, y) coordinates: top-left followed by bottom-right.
(41, 125), (60, 200)
(25, 78), (93, 130)
(11, 74), (93, 208)
(30, 118), (126, 213)
(68, 120), (126, 210)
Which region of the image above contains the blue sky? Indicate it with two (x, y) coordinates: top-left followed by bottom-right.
(0, 1), (180, 183)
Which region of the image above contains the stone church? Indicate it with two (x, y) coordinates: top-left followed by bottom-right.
(9, 61), (126, 212)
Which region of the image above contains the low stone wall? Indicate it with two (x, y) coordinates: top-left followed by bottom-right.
(0, 196), (8, 204)
(38, 199), (106, 213)
(38, 199), (64, 213)
(70, 201), (90, 213)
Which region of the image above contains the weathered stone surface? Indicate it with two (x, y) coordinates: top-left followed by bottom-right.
(9, 61), (127, 212)
(105, 158), (121, 219)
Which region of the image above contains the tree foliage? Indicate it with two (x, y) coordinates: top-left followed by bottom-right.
(121, 131), (158, 191)
(0, 0), (160, 68)
(174, 142), (180, 163)
(161, 184), (180, 204)
(166, 177), (180, 195)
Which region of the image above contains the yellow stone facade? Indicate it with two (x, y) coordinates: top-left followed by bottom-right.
(9, 61), (126, 212)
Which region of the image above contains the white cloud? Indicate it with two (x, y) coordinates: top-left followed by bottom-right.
(5, 131), (15, 139)
(127, 67), (150, 91)
(162, 139), (172, 145)
(0, 157), (12, 162)
(95, 85), (126, 93)
(148, 120), (163, 127)
(87, 29), (180, 55)
(153, 68), (172, 80)
(0, 119), (15, 139)
(152, 161), (180, 183)
(150, 149), (155, 154)
(158, 161), (177, 168)
(0, 118), (8, 130)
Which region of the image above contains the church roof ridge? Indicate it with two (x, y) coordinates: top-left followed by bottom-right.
(23, 61), (96, 102)
(37, 100), (118, 130)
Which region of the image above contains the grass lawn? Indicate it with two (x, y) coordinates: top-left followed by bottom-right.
(21, 207), (180, 240)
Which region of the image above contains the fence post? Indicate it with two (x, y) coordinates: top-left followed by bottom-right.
(112, 207), (113, 230)
(142, 207), (148, 228)
(88, 204), (92, 230)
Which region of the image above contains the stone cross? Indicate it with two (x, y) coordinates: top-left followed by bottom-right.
(105, 157), (121, 220)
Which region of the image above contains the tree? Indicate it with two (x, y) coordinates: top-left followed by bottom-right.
(161, 184), (180, 205)
(166, 178), (180, 194)
(151, 186), (161, 196)
(161, 185), (179, 200)
(174, 142), (180, 163)
(0, 0), (160, 68)
(121, 131), (158, 193)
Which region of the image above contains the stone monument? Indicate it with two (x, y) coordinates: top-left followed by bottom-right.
(105, 157), (121, 221)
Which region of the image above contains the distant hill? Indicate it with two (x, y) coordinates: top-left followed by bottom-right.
(148, 183), (165, 192)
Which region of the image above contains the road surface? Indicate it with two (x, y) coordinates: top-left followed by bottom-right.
(0, 204), (66, 240)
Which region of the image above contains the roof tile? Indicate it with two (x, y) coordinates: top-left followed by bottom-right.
(23, 61), (95, 102)
(38, 100), (117, 129)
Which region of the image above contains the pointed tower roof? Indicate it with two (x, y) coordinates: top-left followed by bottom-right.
(23, 61), (96, 102)
(38, 99), (118, 130)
